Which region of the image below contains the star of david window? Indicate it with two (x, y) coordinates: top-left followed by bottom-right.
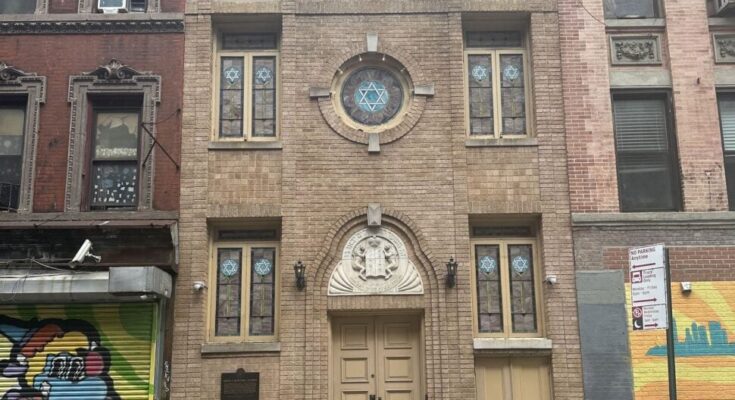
(340, 68), (404, 126)
(215, 32), (279, 141)
(330, 54), (413, 134)
(465, 31), (530, 138)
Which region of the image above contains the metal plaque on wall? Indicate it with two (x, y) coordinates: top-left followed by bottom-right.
(221, 369), (259, 400)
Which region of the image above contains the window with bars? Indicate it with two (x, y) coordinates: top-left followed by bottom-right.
(465, 31), (529, 138)
(603, 0), (661, 19)
(719, 93), (735, 210)
(0, 97), (26, 211)
(211, 240), (278, 341)
(216, 33), (279, 141)
(612, 93), (681, 212)
(472, 239), (541, 338)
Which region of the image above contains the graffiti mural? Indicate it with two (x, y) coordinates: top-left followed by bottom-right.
(627, 282), (735, 400)
(0, 304), (157, 400)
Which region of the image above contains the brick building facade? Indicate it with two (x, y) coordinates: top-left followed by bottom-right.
(559, 0), (735, 399)
(174, 0), (583, 399)
(0, 1), (183, 398)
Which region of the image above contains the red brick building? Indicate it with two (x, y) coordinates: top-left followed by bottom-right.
(0, 0), (183, 398)
(559, 0), (735, 399)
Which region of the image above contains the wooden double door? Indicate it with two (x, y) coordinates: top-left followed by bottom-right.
(331, 315), (423, 400)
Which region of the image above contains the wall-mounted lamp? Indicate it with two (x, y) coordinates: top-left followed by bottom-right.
(446, 257), (458, 288)
(294, 261), (306, 290)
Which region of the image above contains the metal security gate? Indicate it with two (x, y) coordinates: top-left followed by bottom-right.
(0, 303), (158, 399)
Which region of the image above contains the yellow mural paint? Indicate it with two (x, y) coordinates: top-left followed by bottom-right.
(627, 282), (735, 400)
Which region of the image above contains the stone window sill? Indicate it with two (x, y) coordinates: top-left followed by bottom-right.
(208, 141), (282, 151)
(473, 338), (552, 351)
(201, 341), (281, 355)
(465, 137), (538, 148)
(605, 18), (665, 29)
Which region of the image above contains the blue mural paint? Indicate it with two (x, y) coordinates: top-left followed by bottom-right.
(647, 320), (735, 357)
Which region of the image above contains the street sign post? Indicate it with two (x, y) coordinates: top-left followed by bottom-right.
(629, 244), (677, 400)
(629, 244), (668, 330)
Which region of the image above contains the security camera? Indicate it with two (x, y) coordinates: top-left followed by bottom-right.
(193, 281), (208, 291)
(544, 275), (558, 285)
(70, 239), (102, 267)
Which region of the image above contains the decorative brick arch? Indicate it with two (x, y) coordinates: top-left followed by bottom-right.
(299, 207), (447, 399)
(313, 40), (433, 145)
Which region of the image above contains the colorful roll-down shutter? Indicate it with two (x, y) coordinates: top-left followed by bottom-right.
(0, 303), (158, 400)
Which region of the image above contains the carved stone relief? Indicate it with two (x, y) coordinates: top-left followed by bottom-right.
(0, 62), (46, 214)
(328, 227), (424, 296)
(66, 59), (160, 212)
(715, 34), (735, 64)
(609, 35), (662, 65)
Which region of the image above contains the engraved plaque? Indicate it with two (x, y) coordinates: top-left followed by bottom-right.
(221, 369), (259, 400)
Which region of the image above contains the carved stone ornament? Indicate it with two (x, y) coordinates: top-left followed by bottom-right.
(0, 20), (182, 35)
(86, 59), (145, 81)
(715, 34), (735, 64)
(610, 35), (661, 65)
(0, 63), (30, 82)
(328, 227), (424, 296)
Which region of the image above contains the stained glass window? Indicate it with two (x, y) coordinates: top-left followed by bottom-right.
(468, 55), (493, 136)
(340, 67), (404, 126)
(508, 245), (536, 333)
(249, 247), (276, 336)
(90, 111), (140, 209)
(220, 57), (244, 138)
(465, 31), (528, 137)
(252, 57), (276, 137)
(475, 245), (503, 333)
(0, 106), (25, 211)
(216, 248), (243, 337)
(500, 55), (526, 135)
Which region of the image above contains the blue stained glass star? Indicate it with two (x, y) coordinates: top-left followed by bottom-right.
(472, 64), (489, 82)
(512, 256), (530, 274)
(255, 67), (272, 84)
(356, 81), (389, 113)
(224, 67), (241, 84)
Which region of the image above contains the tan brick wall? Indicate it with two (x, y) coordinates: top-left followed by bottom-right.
(173, 2), (583, 399)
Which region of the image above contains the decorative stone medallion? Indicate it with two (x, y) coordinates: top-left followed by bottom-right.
(609, 35), (662, 65)
(340, 67), (404, 127)
(328, 227), (424, 296)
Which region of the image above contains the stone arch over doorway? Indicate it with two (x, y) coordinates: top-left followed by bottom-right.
(300, 207), (448, 399)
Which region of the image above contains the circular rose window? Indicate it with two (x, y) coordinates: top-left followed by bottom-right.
(340, 67), (404, 126)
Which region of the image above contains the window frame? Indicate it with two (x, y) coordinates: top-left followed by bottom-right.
(717, 91), (735, 211)
(463, 38), (532, 139)
(212, 40), (280, 142)
(470, 238), (543, 339)
(86, 105), (142, 211)
(208, 236), (280, 343)
(603, 0), (663, 19)
(0, 101), (27, 212)
(611, 91), (682, 212)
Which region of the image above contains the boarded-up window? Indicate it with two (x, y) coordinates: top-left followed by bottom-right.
(604, 0), (659, 19)
(613, 94), (681, 212)
(719, 93), (735, 210)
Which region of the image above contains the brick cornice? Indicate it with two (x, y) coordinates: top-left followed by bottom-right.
(0, 16), (183, 34)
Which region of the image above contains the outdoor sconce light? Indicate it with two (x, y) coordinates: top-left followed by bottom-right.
(446, 257), (458, 288)
(294, 260), (306, 290)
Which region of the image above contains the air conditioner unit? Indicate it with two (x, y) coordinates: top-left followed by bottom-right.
(97, 0), (128, 13)
(715, 0), (735, 16)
